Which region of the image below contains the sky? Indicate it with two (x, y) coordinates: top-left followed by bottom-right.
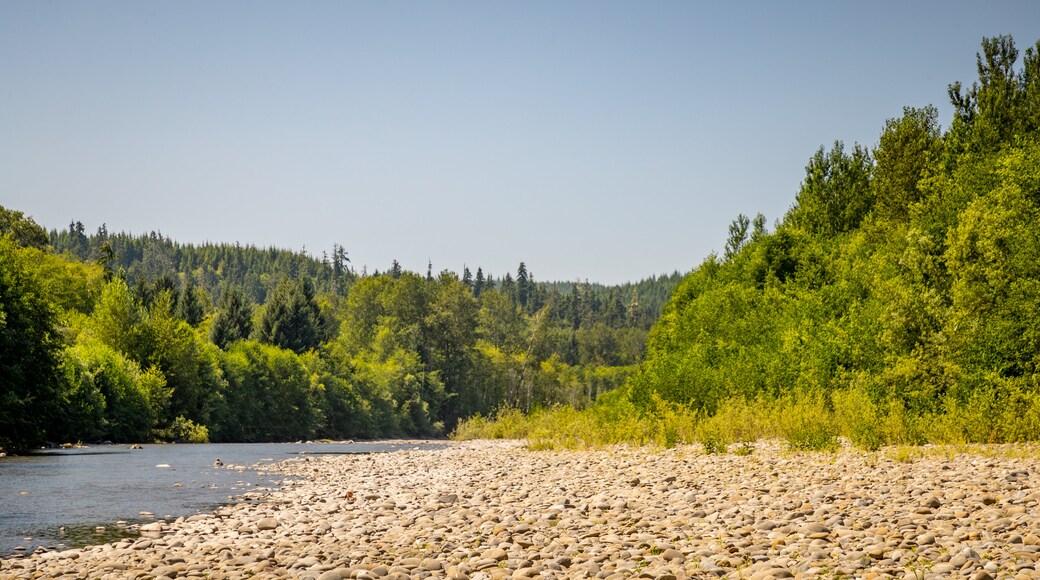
(2, 2), (1039, 284)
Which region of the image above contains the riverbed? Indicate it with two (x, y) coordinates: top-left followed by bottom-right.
(3, 440), (1039, 579)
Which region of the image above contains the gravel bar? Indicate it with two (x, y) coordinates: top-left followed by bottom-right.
(2, 440), (1039, 579)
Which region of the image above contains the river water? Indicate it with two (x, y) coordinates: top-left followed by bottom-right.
(0, 440), (447, 558)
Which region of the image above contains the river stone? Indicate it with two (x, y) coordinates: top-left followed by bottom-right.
(257, 517), (279, 530)
(660, 548), (684, 562)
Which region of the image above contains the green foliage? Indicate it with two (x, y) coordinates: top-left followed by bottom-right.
(0, 205), (49, 250)
(255, 276), (325, 353)
(67, 337), (166, 442)
(4, 221), (669, 445)
(0, 238), (63, 451)
(149, 303), (222, 428)
(89, 278), (153, 363)
(209, 285), (253, 349)
(627, 35), (1040, 450)
(949, 36), (1040, 150)
(785, 141), (873, 237)
(175, 277), (205, 326)
(156, 416), (210, 443)
(212, 340), (316, 441)
(872, 106), (942, 222)
(724, 213), (750, 261)
(780, 395), (839, 452)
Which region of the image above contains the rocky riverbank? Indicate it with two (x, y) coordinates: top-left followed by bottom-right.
(2, 440), (1039, 579)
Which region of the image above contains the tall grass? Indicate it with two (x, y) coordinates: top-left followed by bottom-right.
(451, 384), (1040, 451)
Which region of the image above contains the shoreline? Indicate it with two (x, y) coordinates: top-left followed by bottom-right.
(2, 440), (1039, 579)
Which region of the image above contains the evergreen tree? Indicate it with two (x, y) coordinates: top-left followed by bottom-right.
(332, 243), (350, 295)
(724, 214), (750, 260)
(501, 273), (516, 304)
(176, 275), (205, 326)
(96, 240), (117, 282)
(210, 286), (254, 349)
(516, 262), (530, 310)
(255, 276), (323, 353)
(473, 267), (485, 297)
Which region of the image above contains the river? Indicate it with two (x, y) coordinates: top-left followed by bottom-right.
(0, 440), (448, 558)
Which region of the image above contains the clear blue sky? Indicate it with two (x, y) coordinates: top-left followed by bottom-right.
(2, 1), (1038, 284)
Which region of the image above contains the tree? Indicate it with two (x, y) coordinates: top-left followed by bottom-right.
(516, 262), (530, 309)
(175, 275), (205, 326)
(0, 205), (49, 250)
(724, 214), (750, 260)
(214, 341), (316, 441)
(91, 278), (154, 363)
(473, 267), (486, 297)
(0, 238), (63, 451)
(96, 240), (117, 281)
(148, 292), (221, 427)
(255, 276), (323, 353)
(210, 285), (254, 349)
(785, 141), (873, 237)
(949, 36), (1040, 150)
(331, 244), (351, 295)
(751, 213), (768, 242)
(69, 338), (168, 442)
(500, 273), (516, 303)
(872, 106), (942, 222)
(944, 183), (1040, 379)
(426, 278), (480, 425)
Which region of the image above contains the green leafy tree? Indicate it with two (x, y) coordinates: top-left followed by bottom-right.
(70, 338), (167, 442)
(331, 243), (351, 295)
(786, 141), (873, 237)
(944, 182), (1040, 380)
(148, 292), (222, 427)
(90, 278), (154, 363)
(0, 205), (49, 250)
(751, 213), (768, 242)
(949, 36), (1040, 150)
(0, 238), (63, 451)
(213, 341), (317, 441)
(426, 277), (480, 425)
(872, 106), (942, 222)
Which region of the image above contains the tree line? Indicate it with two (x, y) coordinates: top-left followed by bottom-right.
(0, 208), (678, 452)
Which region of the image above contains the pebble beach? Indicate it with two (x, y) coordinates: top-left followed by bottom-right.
(3, 440), (1039, 579)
